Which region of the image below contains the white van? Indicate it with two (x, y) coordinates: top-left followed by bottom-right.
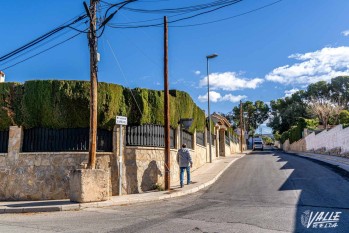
(253, 141), (264, 151)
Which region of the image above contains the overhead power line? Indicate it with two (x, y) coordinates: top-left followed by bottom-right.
(0, 14), (88, 62)
(1, 32), (84, 71)
(108, 0), (283, 29)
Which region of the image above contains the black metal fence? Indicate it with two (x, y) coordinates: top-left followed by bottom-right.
(0, 130), (9, 153)
(126, 124), (175, 148)
(225, 136), (230, 146)
(230, 135), (239, 144)
(182, 130), (193, 149)
(22, 128), (113, 152)
(196, 132), (205, 146)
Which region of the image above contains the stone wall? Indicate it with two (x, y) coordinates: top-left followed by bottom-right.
(283, 124), (349, 156)
(289, 138), (306, 152)
(0, 152), (113, 201)
(0, 125), (240, 201)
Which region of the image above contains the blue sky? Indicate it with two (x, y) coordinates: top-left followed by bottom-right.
(1, 0), (349, 133)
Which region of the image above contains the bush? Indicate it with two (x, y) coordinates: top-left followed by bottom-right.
(279, 118), (319, 144)
(0, 80), (205, 132)
(339, 110), (349, 124)
(0, 82), (23, 130)
(280, 131), (289, 144)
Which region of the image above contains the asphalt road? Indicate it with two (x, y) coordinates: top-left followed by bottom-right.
(1, 149), (349, 233)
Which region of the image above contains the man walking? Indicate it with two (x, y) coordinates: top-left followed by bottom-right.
(177, 143), (193, 188)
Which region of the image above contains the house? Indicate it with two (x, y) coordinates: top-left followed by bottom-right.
(0, 71), (5, 83)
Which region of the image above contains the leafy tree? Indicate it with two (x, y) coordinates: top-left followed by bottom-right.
(262, 135), (274, 145)
(268, 90), (310, 134)
(305, 81), (330, 103)
(329, 76), (349, 109)
(232, 100), (269, 137)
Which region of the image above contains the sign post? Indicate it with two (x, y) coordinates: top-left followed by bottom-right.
(116, 116), (127, 196)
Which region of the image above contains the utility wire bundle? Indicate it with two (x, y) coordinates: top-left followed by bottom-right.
(0, 0), (283, 70)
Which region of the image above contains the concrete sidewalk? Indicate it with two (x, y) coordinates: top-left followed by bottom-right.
(287, 150), (349, 172)
(0, 153), (248, 214)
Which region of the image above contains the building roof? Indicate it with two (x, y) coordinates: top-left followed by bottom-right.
(211, 113), (231, 128)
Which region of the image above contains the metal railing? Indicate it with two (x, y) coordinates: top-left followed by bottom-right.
(182, 130), (193, 149)
(225, 136), (230, 146)
(22, 128), (112, 152)
(196, 131), (205, 146)
(126, 124), (175, 148)
(0, 130), (9, 153)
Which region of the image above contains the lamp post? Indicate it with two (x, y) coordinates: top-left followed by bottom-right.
(206, 53), (218, 163)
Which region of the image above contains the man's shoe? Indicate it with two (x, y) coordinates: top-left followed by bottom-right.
(180, 184), (183, 188)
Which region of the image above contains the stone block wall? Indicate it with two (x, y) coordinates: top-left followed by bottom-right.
(0, 125), (240, 201)
(289, 138), (306, 152)
(0, 152), (113, 201)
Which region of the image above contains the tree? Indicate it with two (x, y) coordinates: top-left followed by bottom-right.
(268, 90), (310, 134)
(232, 100), (269, 137)
(329, 76), (349, 109)
(307, 99), (343, 129)
(306, 81), (330, 103)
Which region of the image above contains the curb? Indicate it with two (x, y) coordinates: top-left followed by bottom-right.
(1, 154), (245, 214)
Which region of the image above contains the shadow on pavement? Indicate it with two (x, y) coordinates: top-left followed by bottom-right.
(274, 151), (349, 233)
(4, 200), (75, 208)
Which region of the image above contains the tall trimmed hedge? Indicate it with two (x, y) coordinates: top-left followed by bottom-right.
(0, 80), (205, 132)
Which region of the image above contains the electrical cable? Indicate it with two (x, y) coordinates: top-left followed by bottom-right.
(1, 32), (84, 71)
(0, 14), (87, 62)
(107, 0), (282, 29)
(105, 39), (143, 116)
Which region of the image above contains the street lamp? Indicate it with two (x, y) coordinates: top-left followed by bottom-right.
(206, 53), (218, 163)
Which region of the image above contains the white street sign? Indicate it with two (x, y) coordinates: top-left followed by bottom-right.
(116, 116), (127, 125)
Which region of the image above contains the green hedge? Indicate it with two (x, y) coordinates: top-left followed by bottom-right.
(0, 80), (205, 132)
(280, 118), (319, 144)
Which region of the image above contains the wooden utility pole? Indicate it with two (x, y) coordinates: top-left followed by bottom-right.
(87, 0), (98, 169)
(240, 100), (243, 153)
(164, 16), (171, 190)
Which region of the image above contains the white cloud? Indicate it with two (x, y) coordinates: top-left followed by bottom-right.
(284, 88), (299, 98)
(199, 72), (263, 91)
(194, 70), (201, 75)
(342, 30), (349, 36)
(266, 47), (349, 85)
(220, 94), (247, 102)
(198, 91), (246, 103)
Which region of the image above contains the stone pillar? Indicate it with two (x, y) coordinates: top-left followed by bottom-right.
(215, 126), (219, 159)
(303, 128), (308, 138)
(176, 125), (181, 149)
(70, 169), (110, 203)
(8, 126), (23, 161)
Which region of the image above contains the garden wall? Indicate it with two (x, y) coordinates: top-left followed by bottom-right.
(0, 125), (238, 201)
(282, 124), (349, 156)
